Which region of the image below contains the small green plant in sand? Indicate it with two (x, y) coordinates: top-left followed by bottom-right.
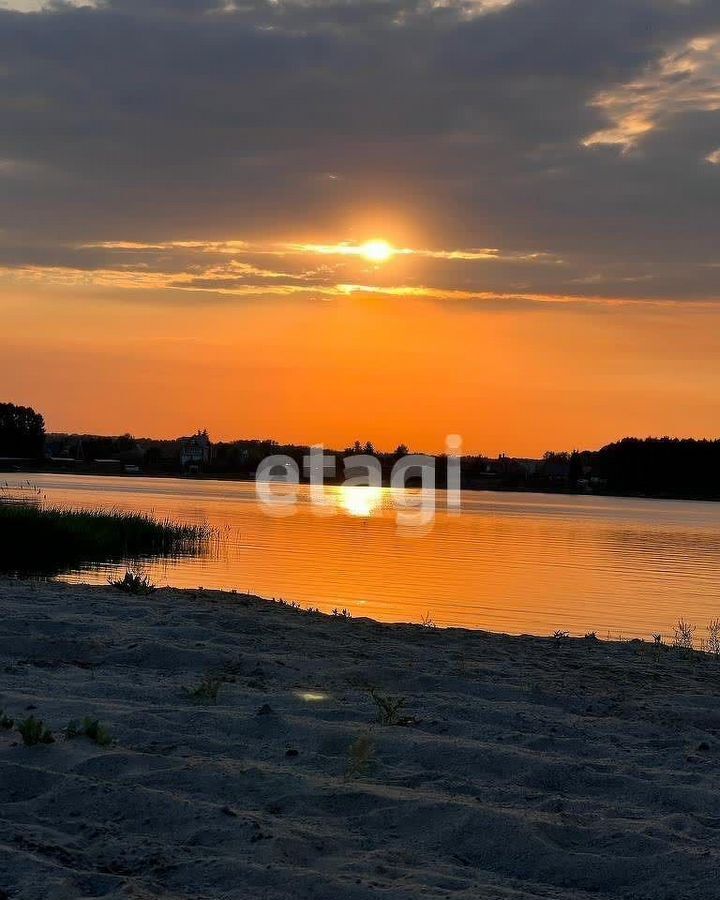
(17, 715), (54, 747)
(65, 717), (112, 747)
(345, 733), (375, 780)
(672, 618), (695, 650)
(0, 710), (14, 730)
(332, 608), (352, 619)
(368, 688), (413, 726)
(183, 674), (223, 704)
(110, 569), (157, 595)
(420, 612), (436, 629)
(553, 630), (570, 642)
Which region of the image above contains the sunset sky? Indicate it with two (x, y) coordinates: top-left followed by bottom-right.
(2, 0), (720, 456)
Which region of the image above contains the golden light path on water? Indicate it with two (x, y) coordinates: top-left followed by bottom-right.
(11, 473), (720, 640)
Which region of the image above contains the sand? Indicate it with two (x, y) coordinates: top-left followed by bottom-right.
(1, 579), (719, 899)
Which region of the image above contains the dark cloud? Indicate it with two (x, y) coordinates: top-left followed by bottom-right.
(1, 0), (719, 299)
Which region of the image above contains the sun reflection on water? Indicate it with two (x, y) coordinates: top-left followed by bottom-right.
(338, 485), (384, 517)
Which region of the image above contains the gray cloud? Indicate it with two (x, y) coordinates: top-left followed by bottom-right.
(1, 0), (719, 299)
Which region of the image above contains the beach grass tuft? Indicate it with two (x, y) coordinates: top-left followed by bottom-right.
(705, 619), (720, 656)
(66, 717), (112, 746)
(183, 674), (223, 704)
(673, 619), (696, 650)
(346, 733), (375, 779)
(369, 688), (407, 726)
(17, 715), (54, 747)
(110, 569), (157, 595)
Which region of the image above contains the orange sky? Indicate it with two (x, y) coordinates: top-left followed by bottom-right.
(4, 274), (720, 457)
(3, 0), (720, 458)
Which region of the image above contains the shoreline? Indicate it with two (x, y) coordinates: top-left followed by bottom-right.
(4, 464), (720, 506)
(1, 578), (719, 898)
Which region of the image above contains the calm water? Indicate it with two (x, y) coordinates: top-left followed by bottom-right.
(7, 473), (720, 638)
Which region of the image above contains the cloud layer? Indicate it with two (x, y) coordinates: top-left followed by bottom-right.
(1, 0), (720, 302)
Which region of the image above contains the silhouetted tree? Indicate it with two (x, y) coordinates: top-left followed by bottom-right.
(0, 403), (45, 458)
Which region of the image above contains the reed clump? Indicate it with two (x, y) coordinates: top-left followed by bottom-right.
(0, 496), (211, 576)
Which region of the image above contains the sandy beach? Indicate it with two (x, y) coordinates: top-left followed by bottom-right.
(1, 579), (719, 899)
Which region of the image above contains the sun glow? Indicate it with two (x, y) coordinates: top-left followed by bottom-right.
(291, 240), (398, 263)
(359, 239), (395, 263)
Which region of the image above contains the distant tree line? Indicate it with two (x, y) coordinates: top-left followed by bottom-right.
(208, 436), (720, 499)
(209, 440), (426, 483)
(4, 401), (720, 500)
(587, 437), (720, 500)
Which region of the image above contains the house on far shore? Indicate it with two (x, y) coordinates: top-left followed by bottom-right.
(179, 430), (212, 475)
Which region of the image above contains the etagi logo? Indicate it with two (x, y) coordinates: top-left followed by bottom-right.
(255, 435), (462, 533)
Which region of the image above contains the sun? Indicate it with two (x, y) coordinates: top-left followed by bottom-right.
(360, 239), (395, 263)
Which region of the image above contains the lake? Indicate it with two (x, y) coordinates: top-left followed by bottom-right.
(6, 472), (720, 639)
